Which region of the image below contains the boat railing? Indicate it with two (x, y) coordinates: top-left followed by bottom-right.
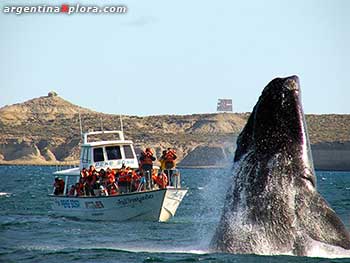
(55, 163), (79, 172)
(164, 168), (181, 189)
(83, 130), (124, 144)
(51, 167), (183, 197)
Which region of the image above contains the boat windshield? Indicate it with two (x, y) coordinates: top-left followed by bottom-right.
(93, 148), (104, 162)
(123, 145), (134, 158)
(106, 146), (122, 160)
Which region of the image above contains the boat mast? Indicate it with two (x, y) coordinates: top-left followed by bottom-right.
(117, 97), (124, 133)
(100, 116), (104, 132)
(79, 112), (83, 139)
(120, 113), (123, 133)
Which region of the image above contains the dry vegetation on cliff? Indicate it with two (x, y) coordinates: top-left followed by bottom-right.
(0, 94), (349, 166)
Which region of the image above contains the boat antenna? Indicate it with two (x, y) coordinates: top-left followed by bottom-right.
(100, 116), (104, 132)
(79, 112), (83, 139)
(116, 96), (124, 133)
(120, 113), (124, 133)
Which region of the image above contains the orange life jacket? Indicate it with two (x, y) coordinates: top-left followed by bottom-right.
(165, 150), (176, 162)
(118, 169), (132, 183)
(88, 168), (95, 176)
(75, 183), (84, 196)
(164, 150), (176, 169)
(54, 180), (65, 191)
(140, 151), (154, 165)
(131, 170), (140, 181)
(68, 187), (75, 196)
(110, 189), (117, 195)
(107, 172), (115, 184)
(109, 186), (118, 195)
(154, 173), (168, 189)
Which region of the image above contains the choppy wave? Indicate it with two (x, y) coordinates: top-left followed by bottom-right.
(15, 243), (350, 260)
(2, 166), (350, 262)
(3, 245), (349, 263)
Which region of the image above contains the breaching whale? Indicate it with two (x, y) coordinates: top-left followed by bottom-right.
(210, 76), (350, 257)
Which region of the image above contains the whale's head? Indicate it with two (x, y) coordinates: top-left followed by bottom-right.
(235, 76), (315, 194)
(211, 76), (350, 256)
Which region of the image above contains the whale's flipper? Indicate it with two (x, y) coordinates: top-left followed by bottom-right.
(210, 76), (350, 257)
(296, 192), (350, 249)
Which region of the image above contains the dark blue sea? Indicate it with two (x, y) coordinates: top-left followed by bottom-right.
(1, 166), (350, 263)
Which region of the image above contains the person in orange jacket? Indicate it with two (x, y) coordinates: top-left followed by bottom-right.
(165, 148), (177, 169)
(106, 167), (117, 194)
(53, 177), (65, 195)
(75, 182), (84, 196)
(130, 169), (141, 192)
(164, 148), (177, 185)
(154, 172), (168, 189)
(139, 148), (156, 189)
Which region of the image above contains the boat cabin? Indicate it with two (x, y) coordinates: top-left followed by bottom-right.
(80, 130), (138, 170)
(53, 130), (181, 197)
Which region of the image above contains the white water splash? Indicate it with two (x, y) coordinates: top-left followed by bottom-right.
(22, 244), (209, 255)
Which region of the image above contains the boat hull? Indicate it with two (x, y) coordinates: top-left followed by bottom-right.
(49, 188), (187, 222)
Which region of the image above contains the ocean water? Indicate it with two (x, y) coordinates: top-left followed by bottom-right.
(1, 166), (350, 263)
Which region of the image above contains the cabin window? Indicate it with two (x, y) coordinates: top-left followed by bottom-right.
(123, 145), (134, 159)
(106, 146), (122, 160)
(82, 147), (89, 163)
(93, 148), (104, 162)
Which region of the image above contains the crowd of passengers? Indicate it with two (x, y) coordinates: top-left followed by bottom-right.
(53, 147), (178, 196)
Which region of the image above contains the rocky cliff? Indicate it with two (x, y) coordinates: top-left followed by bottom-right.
(1, 93), (350, 170)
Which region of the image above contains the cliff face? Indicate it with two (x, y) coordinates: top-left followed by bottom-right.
(1, 94), (350, 170)
(0, 94), (245, 165)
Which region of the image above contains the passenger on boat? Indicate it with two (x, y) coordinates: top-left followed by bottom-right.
(159, 150), (167, 171)
(77, 167), (96, 196)
(114, 163), (124, 184)
(68, 185), (76, 196)
(137, 171), (147, 192)
(88, 165), (96, 175)
(106, 167), (115, 178)
(95, 168), (105, 190)
(153, 172), (168, 189)
(85, 170), (97, 196)
(164, 148), (177, 185)
(78, 176), (86, 195)
(131, 169), (141, 192)
(118, 166), (132, 193)
(53, 177), (65, 195)
(75, 182), (84, 196)
(91, 171), (100, 195)
(80, 167), (89, 179)
(106, 167), (118, 195)
(98, 168), (106, 182)
(109, 184), (119, 195)
(139, 148), (156, 190)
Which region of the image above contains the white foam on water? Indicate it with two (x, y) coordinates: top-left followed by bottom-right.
(102, 246), (209, 255)
(0, 192), (11, 197)
(23, 244), (209, 255)
(22, 243), (350, 259)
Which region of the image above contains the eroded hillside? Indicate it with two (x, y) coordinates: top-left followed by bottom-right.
(0, 93), (349, 169)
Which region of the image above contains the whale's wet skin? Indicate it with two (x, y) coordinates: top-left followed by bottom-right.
(210, 76), (350, 257)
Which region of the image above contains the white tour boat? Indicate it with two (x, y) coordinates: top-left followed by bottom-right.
(49, 130), (187, 222)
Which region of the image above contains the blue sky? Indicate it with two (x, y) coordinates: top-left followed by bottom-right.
(1, 0), (349, 116)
